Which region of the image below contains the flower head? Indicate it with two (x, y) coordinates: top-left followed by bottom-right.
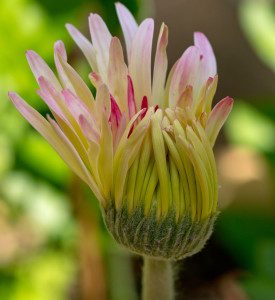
(9, 3), (233, 259)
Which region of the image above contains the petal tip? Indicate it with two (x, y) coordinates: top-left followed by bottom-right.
(115, 2), (128, 12)
(8, 91), (16, 99)
(25, 49), (34, 57)
(223, 96), (234, 106)
(65, 23), (73, 29)
(111, 36), (119, 42)
(194, 31), (208, 42)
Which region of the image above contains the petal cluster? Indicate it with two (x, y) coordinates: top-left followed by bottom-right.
(8, 3), (233, 224)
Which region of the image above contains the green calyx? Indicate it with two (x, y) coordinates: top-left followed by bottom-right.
(101, 201), (218, 260)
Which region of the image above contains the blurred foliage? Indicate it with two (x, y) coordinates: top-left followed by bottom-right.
(221, 98), (275, 299)
(239, 0), (275, 73)
(213, 2), (275, 298)
(225, 100), (275, 153)
(1, 0), (275, 299)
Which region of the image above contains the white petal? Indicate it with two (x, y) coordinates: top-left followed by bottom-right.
(152, 23), (168, 108)
(66, 23), (98, 72)
(115, 2), (138, 61)
(89, 13), (112, 82)
(129, 18), (154, 108)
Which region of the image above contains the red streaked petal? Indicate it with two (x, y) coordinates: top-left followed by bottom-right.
(127, 75), (137, 120)
(110, 94), (122, 128)
(127, 108), (146, 138)
(141, 96), (148, 119)
(109, 95), (123, 151)
(154, 105), (159, 112)
(129, 18), (154, 108)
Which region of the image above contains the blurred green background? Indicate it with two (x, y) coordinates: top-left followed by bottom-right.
(0, 0), (275, 299)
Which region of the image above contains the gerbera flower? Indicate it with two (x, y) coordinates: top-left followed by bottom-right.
(9, 3), (233, 260)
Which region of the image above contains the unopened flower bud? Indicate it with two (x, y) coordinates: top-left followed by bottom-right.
(9, 2), (233, 260)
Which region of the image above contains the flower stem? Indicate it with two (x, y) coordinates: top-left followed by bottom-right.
(142, 256), (174, 300)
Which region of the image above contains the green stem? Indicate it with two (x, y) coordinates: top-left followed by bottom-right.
(142, 256), (174, 300)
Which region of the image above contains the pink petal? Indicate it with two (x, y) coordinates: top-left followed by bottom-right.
(36, 76), (78, 130)
(89, 13), (112, 81)
(206, 97), (234, 146)
(8, 92), (99, 196)
(129, 18), (154, 108)
(54, 41), (68, 86)
(127, 75), (137, 120)
(115, 2), (138, 61)
(62, 89), (97, 131)
(66, 23), (98, 72)
(194, 32), (216, 85)
(152, 23), (168, 108)
(169, 46), (200, 109)
(36, 77), (66, 122)
(54, 40), (67, 61)
(54, 48), (95, 113)
(79, 114), (100, 142)
(9, 91), (53, 140)
(26, 50), (62, 92)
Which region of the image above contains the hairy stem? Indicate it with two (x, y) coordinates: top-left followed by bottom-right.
(142, 256), (174, 300)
